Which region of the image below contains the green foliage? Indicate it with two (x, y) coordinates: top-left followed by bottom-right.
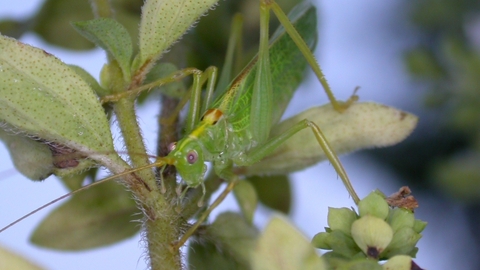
(0, 129), (53, 180)
(402, 0), (480, 203)
(72, 18), (133, 81)
(30, 181), (138, 250)
(246, 175), (292, 214)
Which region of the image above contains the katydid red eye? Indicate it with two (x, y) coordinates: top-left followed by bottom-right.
(187, 150), (198, 164)
(167, 142), (177, 152)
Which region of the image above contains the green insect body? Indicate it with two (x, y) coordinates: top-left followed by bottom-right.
(166, 4), (316, 192)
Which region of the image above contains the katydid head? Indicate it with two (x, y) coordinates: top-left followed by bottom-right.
(167, 139), (207, 188)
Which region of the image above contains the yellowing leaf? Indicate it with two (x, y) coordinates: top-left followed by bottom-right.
(0, 244), (45, 270)
(244, 102), (418, 175)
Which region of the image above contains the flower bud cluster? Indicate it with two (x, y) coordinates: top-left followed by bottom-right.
(312, 191), (426, 269)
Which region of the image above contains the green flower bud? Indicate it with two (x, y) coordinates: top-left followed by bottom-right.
(326, 230), (360, 258)
(382, 227), (421, 258)
(312, 232), (331, 250)
(328, 207), (358, 236)
(351, 215), (393, 259)
(358, 192), (390, 220)
(388, 208), (415, 233)
(413, 219), (427, 234)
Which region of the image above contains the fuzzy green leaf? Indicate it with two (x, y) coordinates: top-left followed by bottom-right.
(71, 18), (133, 81)
(136, 0), (219, 69)
(0, 35), (117, 161)
(30, 180), (139, 250)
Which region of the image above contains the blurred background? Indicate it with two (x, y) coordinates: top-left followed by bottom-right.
(1, 0), (479, 269)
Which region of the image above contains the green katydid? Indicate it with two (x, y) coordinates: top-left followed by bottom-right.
(0, 0), (360, 240)
(104, 0), (359, 206)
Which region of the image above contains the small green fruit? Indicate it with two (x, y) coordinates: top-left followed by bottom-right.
(388, 208), (415, 233)
(358, 192), (389, 220)
(328, 207), (357, 236)
(382, 255), (412, 270)
(351, 215), (393, 259)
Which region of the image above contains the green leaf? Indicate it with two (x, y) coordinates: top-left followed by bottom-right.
(246, 175), (292, 214)
(205, 212), (259, 266)
(71, 18), (133, 81)
(188, 212), (257, 269)
(0, 19), (28, 39)
(32, 0), (95, 50)
(68, 65), (108, 97)
(0, 244), (45, 270)
(244, 102), (418, 176)
(0, 35), (121, 166)
(136, 0), (219, 70)
(252, 216), (326, 270)
(233, 180), (258, 224)
(30, 180), (139, 250)
(188, 241), (247, 270)
(0, 129), (53, 180)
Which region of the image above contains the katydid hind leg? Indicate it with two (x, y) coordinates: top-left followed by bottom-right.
(264, 0), (358, 112)
(242, 119), (360, 204)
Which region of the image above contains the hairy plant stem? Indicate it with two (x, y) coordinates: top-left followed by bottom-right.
(111, 66), (181, 269)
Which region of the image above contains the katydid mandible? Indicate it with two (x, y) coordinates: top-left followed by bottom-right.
(0, 1), (359, 234)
